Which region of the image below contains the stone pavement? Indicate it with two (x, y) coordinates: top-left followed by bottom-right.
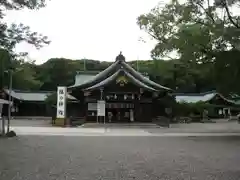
(1, 136), (240, 179)
(3, 119), (240, 136)
(8, 122), (240, 137)
(11, 126), (152, 136)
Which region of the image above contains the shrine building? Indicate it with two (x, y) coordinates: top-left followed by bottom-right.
(67, 52), (173, 123)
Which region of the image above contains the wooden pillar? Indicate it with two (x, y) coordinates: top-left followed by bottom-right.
(98, 88), (104, 123)
(100, 88), (103, 100)
(135, 92), (142, 122)
(83, 91), (88, 121)
(134, 93), (137, 122)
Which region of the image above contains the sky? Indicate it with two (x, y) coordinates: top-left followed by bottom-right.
(4, 0), (165, 64)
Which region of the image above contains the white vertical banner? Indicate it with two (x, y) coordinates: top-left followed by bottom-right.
(56, 86), (67, 118)
(97, 100), (105, 116)
(0, 104), (2, 117)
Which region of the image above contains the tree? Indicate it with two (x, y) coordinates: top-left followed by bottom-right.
(37, 58), (88, 90)
(137, 0), (240, 62)
(0, 1), (50, 91)
(0, 0), (50, 56)
(45, 92), (57, 107)
(11, 60), (43, 90)
(215, 0), (240, 28)
(0, 48), (11, 89)
(213, 49), (240, 94)
(0, 49), (43, 90)
(137, 0), (240, 93)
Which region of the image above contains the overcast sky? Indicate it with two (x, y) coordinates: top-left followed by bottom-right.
(4, 0), (165, 64)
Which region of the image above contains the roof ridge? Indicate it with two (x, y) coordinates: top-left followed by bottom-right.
(84, 69), (121, 91)
(123, 70), (157, 92)
(84, 69), (157, 92)
(121, 61), (171, 91)
(173, 90), (217, 96)
(4, 89), (54, 93)
(68, 53), (171, 91)
(76, 71), (100, 75)
(68, 60), (119, 89)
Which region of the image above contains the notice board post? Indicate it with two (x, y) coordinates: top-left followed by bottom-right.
(97, 100), (105, 124)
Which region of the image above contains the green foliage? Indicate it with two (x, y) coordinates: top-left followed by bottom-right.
(0, 49), (42, 90)
(0, 1), (50, 55)
(12, 62), (42, 90)
(37, 58), (78, 90)
(213, 50), (240, 94)
(1, 0), (239, 96)
(137, 0), (240, 94)
(175, 101), (214, 116)
(45, 92), (57, 107)
(0, 49), (11, 89)
(137, 0), (240, 62)
(0, 1), (50, 90)
(214, 0), (240, 28)
(0, 53), (217, 93)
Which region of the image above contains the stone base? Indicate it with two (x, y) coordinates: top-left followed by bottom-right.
(54, 118), (65, 127)
(201, 119), (216, 123)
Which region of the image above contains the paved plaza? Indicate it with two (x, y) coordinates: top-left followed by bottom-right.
(1, 136), (240, 180)
(5, 119), (240, 136)
(1, 120), (240, 179)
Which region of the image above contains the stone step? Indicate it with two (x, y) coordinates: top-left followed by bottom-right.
(81, 123), (162, 128)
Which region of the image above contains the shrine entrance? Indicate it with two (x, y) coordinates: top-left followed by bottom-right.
(68, 52), (172, 124)
(106, 102), (134, 123)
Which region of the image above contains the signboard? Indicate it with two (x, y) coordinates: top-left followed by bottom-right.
(105, 103), (134, 109)
(88, 103), (97, 111)
(56, 86), (67, 118)
(97, 100), (105, 116)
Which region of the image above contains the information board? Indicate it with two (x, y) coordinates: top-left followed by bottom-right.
(88, 103), (97, 111)
(97, 100), (105, 116)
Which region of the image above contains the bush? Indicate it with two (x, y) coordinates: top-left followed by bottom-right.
(6, 130), (17, 137)
(174, 101), (214, 120)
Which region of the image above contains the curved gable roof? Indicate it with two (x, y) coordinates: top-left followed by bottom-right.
(85, 69), (157, 92)
(121, 61), (171, 91)
(85, 70), (121, 91)
(68, 53), (171, 92)
(175, 91), (237, 105)
(68, 60), (119, 89)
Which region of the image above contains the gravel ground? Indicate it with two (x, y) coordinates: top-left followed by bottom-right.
(0, 136), (240, 180)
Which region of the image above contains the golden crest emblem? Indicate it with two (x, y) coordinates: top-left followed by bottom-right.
(116, 76), (128, 86)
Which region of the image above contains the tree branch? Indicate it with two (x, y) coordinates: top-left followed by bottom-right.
(223, 1), (240, 28)
(193, 0), (215, 23)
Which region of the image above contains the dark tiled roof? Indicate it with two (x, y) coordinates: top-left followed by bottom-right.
(4, 89), (76, 102)
(0, 99), (11, 104)
(85, 69), (157, 92)
(68, 53), (171, 91)
(69, 74), (96, 88)
(4, 89), (51, 101)
(174, 91), (238, 105)
(121, 61), (171, 90)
